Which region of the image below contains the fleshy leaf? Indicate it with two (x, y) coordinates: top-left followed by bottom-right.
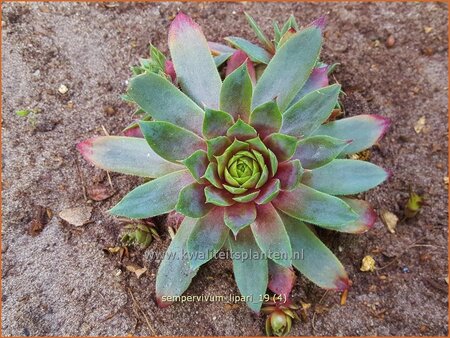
(281, 84), (341, 138)
(109, 170), (194, 219)
(203, 108), (234, 139)
(252, 27), (322, 112)
(264, 133), (298, 162)
(156, 216), (198, 307)
(249, 101), (282, 139)
(276, 160), (303, 191)
(227, 119), (258, 140)
(280, 212), (350, 291)
(208, 41), (236, 54)
(228, 227), (268, 313)
(204, 186), (235, 206)
(246, 137), (269, 157)
(224, 202), (257, 235)
(77, 136), (183, 178)
(169, 12), (222, 108)
(225, 50), (256, 83)
(272, 184), (358, 229)
(312, 115), (390, 155)
(187, 207), (229, 269)
(225, 36), (272, 64)
(233, 190), (260, 203)
(127, 72), (204, 135)
(164, 60), (176, 83)
(140, 121), (206, 162)
(244, 12), (275, 53)
(220, 63), (253, 122)
(255, 179), (281, 205)
(176, 182), (212, 218)
(203, 162), (223, 188)
(206, 136), (231, 161)
(338, 197), (377, 233)
(289, 66), (329, 106)
(302, 159), (389, 195)
(268, 260), (296, 297)
(294, 135), (351, 169)
(214, 53), (232, 67)
(183, 150), (209, 183)
(268, 149), (279, 177)
(251, 203), (292, 267)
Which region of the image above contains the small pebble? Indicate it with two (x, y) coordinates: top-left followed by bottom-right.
(401, 266), (410, 273)
(385, 35), (395, 48)
(58, 84), (68, 94)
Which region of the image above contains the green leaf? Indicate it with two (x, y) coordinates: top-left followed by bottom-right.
(272, 184), (358, 229)
(183, 150), (209, 183)
(302, 159), (389, 195)
(127, 72), (204, 135)
(268, 149), (278, 177)
(16, 109), (30, 117)
(251, 203), (292, 267)
(204, 186), (235, 206)
(168, 13), (222, 108)
(203, 108), (234, 139)
(224, 203), (257, 235)
(220, 63), (253, 122)
(264, 133), (298, 162)
(109, 170), (194, 219)
(244, 12), (275, 52)
(214, 52), (232, 67)
(156, 217), (198, 307)
(225, 36), (272, 64)
(77, 136), (183, 178)
(252, 27), (322, 112)
(255, 179), (281, 204)
(249, 101), (282, 139)
(229, 227), (268, 313)
(246, 137), (269, 157)
(202, 163), (223, 188)
(275, 160), (303, 191)
(338, 197), (377, 233)
(187, 207), (229, 269)
(232, 190), (260, 203)
(176, 183), (212, 218)
(226, 119), (258, 140)
(294, 136), (350, 169)
(281, 84), (341, 137)
(206, 136), (231, 161)
(312, 115), (390, 155)
(280, 212), (350, 291)
(139, 121), (206, 162)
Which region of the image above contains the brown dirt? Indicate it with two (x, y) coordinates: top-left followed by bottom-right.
(2, 1), (448, 336)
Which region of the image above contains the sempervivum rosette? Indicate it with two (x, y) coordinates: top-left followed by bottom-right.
(78, 12), (389, 314)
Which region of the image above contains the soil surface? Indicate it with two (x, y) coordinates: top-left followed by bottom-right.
(2, 1), (448, 336)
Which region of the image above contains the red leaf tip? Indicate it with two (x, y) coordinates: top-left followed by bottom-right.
(373, 115), (391, 142)
(169, 12), (198, 37)
(156, 296), (173, 308)
(335, 276), (352, 291)
(363, 204), (378, 230)
(76, 138), (94, 159)
(311, 16), (327, 31)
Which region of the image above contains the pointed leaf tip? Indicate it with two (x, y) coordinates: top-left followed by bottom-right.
(311, 16), (327, 31)
(76, 138), (94, 158)
(334, 276), (352, 291)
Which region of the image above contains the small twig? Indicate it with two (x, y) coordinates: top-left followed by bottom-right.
(128, 287), (157, 336)
(75, 157), (88, 201)
(312, 290), (329, 332)
(101, 125), (110, 136)
(106, 171), (113, 189)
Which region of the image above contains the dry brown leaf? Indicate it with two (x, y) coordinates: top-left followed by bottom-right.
(424, 26), (433, 33)
(87, 184), (115, 201)
(445, 277), (448, 284)
(107, 246), (122, 254)
(126, 265), (147, 278)
(360, 255), (376, 272)
(59, 206), (93, 226)
(380, 209), (399, 233)
(414, 116), (426, 134)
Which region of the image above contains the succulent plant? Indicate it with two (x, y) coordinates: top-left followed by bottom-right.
(78, 11), (390, 317)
